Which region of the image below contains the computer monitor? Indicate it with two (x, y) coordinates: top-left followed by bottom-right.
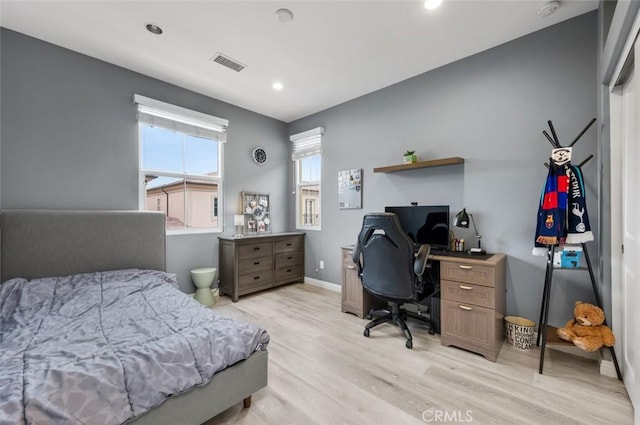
(384, 205), (450, 251)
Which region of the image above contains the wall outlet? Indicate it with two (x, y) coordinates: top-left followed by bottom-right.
(319, 260), (325, 269)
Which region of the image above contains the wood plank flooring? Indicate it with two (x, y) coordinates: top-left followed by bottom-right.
(205, 284), (633, 425)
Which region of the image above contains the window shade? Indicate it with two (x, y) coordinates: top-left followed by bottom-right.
(290, 127), (324, 160)
(134, 94), (228, 142)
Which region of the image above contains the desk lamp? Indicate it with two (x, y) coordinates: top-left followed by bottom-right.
(453, 208), (486, 255)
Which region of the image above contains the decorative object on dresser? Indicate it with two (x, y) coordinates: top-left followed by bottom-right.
(233, 214), (245, 237)
(439, 254), (506, 362)
(341, 246), (386, 318)
(241, 191), (271, 234)
(218, 233), (305, 302)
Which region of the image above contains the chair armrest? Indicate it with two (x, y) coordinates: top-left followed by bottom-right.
(414, 244), (431, 276)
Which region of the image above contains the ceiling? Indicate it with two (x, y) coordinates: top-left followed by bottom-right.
(0, 0), (597, 123)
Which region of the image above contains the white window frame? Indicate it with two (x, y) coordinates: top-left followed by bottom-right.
(291, 127), (323, 231)
(135, 95), (227, 235)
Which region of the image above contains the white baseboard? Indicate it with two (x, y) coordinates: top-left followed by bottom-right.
(304, 277), (341, 293)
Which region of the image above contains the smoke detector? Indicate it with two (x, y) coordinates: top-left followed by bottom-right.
(537, 0), (560, 17)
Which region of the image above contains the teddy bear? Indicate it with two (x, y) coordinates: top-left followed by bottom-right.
(556, 301), (615, 352)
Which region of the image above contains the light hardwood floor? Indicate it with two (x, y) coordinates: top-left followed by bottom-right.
(205, 283), (633, 425)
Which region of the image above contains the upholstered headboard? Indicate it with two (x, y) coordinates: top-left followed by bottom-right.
(0, 210), (166, 282)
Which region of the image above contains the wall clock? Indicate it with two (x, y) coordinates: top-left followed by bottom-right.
(252, 147), (268, 164)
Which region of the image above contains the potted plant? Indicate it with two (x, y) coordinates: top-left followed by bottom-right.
(403, 150), (417, 164)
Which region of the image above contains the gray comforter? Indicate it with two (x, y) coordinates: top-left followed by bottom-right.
(0, 269), (269, 425)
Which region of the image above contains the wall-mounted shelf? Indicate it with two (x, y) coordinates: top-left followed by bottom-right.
(373, 156), (464, 173)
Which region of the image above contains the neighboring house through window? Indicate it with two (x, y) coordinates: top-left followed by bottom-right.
(291, 127), (323, 230)
(135, 95), (227, 233)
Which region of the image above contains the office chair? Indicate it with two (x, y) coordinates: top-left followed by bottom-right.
(353, 213), (436, 349)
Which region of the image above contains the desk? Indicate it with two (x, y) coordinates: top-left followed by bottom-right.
(341, 246), (506, 362)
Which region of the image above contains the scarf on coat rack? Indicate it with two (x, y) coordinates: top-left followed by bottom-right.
(533, 162), (593, 256)
(565, 164), (593, 244)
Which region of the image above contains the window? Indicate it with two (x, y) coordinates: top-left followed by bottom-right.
(291, 127), (323, 230)
(135, 95), (228, 233)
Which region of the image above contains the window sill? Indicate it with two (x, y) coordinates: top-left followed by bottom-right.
(166, 228), (222, 236)
(296, 226), (321, 232)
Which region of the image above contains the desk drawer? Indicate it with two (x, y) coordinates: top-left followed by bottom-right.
(441, 279), (494, 309)
(441, 299), (494, 348)
(275, 237), (303, 252)
(276, 252), (303, 268)
(239, 256), (273, 275)
(441, 261), (495, 287)
(238, 242), (273, 259)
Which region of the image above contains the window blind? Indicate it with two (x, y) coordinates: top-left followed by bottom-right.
(290, 127), (324, 160)
(134, 94), (228, 142)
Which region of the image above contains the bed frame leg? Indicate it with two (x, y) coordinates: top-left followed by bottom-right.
(243, 396), (252, 409)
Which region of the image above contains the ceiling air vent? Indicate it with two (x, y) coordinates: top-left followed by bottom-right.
(211, 53), (246, 72)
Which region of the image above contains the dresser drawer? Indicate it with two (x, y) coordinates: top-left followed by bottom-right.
(275, 252), (303, 268)
(275, 237), (303, 252)
(238, 270), (274, 287)
(239, 256), (273, 275)
(441, 279), (494, 309)
(275, 264), (303, 282)
(441, 261), (495, 287)
(238, 242), (273, 259)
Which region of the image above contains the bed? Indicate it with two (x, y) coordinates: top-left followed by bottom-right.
(0, 210), (269, 425)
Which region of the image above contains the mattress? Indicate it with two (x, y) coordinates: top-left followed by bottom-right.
(0, 269), (269, 425)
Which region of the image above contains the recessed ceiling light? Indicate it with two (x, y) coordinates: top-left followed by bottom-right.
(272, 82), (284, 91)
(145, 23), (163, 35)
(275, 8), (294, 23)
(424, 0), (443, 10)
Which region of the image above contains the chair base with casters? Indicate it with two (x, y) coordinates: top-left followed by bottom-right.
(363, 303), (413, 349)
(363, 301), (437, 349)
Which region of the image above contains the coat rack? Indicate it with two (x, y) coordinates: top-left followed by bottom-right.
(536, 118), (622, 380)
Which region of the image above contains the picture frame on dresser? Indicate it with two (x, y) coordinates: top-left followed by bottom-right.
(241, 191), (271, 234)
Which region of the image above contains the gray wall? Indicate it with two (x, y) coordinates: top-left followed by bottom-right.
(289, 12), (599, 326)
(0, 29), (289, 292)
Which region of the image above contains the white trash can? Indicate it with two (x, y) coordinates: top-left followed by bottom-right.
(504, 316), (535, 350)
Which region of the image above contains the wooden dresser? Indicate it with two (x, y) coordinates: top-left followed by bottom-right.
(340, 246), (386, 318)
(219, 233), (305, 302)
(437, 253), (506, 362)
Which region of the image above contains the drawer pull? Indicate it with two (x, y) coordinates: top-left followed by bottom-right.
(459, 305), (473, 311)
(287, 256), (293, 260)
(286, 243), (292, 247)
(346, 265), (356, 269)
(253, 276), (260, 280)
(459, 284), (473, 290)
(253, 261), (260, 265)
(458, 265), (473, 270)
(286, 268), (292, 272)
(253, 247), (260, 251)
